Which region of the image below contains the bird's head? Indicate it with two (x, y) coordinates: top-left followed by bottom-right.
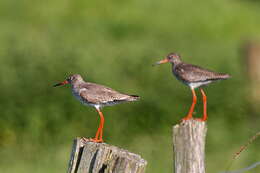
(53, 74), (83, 87)
(153, 53), (181, 66)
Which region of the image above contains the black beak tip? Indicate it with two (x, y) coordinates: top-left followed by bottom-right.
(53, 83), (60, 87)
(152, 62), (159, 67)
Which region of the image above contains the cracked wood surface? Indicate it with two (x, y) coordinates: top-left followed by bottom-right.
(173, 119), (207, 173)
(67, 138), (147, 173)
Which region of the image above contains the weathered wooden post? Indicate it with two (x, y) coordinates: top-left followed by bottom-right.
(172, 119), (207, 173)
(67, 138), (147, 173)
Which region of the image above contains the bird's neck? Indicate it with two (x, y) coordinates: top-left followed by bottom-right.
(71, 80), (83, 88)
(171, 61), (181, 69)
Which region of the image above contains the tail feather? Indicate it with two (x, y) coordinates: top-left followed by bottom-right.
(214, 73), (231, 80)
(220, 74), (231, 79)
(221, 73), (231, 79)
(128, 94), (140, 101)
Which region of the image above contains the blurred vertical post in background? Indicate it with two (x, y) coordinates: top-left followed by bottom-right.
(243, 41), (260, 124)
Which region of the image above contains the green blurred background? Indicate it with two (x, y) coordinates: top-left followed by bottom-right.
(0, 0), (260, 172)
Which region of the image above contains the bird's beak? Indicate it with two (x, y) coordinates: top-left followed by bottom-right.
(53, 80), (69, 87)
(153, 58), (169, 66)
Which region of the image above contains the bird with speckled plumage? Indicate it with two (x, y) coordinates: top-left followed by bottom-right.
(154, 53), (230, 121)
(53, 74), (139, 142)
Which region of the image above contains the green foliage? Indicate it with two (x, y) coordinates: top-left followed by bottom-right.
(0, 0), (260, 172)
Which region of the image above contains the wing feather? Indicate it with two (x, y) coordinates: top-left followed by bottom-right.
(78, 83), (131, 104)
(175, 64), (227, 82)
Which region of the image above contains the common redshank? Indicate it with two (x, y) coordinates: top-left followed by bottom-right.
(53, 74), (139, 142)
(154, 53), (230, 121)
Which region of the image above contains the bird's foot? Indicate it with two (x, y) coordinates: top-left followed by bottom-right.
(81, 137), (103, 143)
(194, 117), (207, 122)
(89, 138), (103, 143)
(181, 115), (193, 121)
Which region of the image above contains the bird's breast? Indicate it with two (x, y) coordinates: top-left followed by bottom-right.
(71, 88), (87, 104)
(172, 68), (188, 85)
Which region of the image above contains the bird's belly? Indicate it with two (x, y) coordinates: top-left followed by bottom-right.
(188, 81), (211, 89)
(172, 70), (211, 88)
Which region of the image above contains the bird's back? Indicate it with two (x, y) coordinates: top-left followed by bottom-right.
(173, 63), (230, 84)
(72, 82), (139, 107)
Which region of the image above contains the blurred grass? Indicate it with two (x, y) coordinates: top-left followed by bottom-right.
(0, 0), (260, 172)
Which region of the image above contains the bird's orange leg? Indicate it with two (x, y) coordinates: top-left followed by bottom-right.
(89, 108), (104, 143)
(196, 88), (207, 121)
(94, 126), (101, 140)
(83, 123), (101, 142)
(91, 108), (104, 142)
(183, 88), (197, 121)
(97, 109), (104, 142)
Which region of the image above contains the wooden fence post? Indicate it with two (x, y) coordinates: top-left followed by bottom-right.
(172, 119), (207, 173)
(67, 138), (147, 173)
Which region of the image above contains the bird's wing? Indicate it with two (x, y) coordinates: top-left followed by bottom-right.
(79, 83), (131, 104)
(175, 63), (226, 82)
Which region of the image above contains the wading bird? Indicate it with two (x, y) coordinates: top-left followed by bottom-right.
(53, 74), (139, 142)
(154, 53), (230, 121)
